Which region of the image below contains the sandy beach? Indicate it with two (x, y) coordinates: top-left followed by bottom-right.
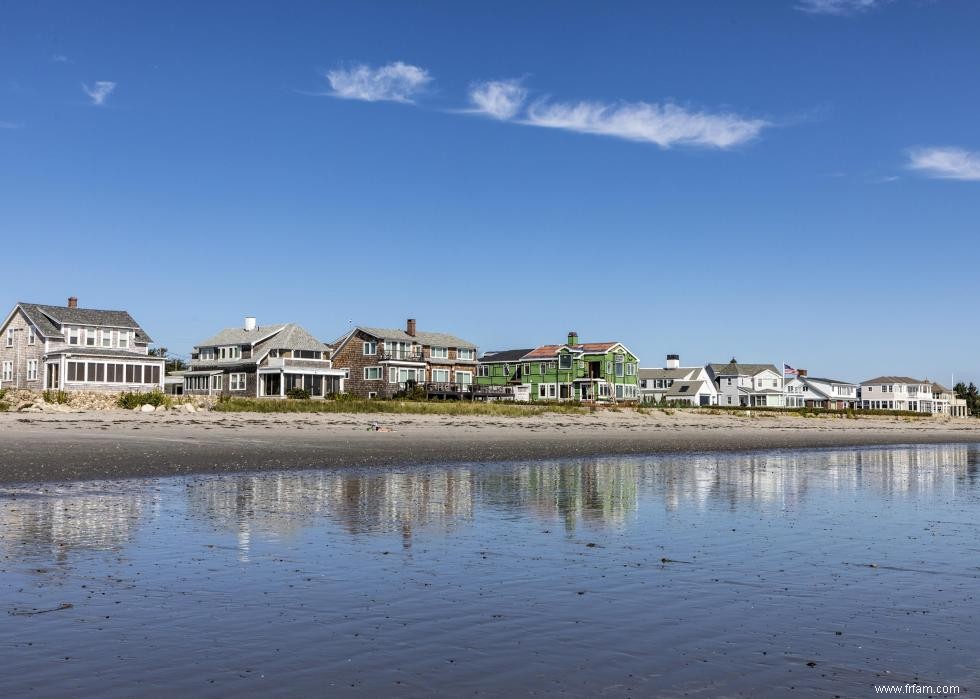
(1, 409), (979, 484)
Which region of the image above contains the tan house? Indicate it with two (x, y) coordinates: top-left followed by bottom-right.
(0, 297), (164, 392)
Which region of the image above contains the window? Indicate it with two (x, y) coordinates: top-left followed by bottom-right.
(523, 363), (530, 375)
(118, 332), (129, 349)
(559, 354), (572, 370)
(85, 329), (96, 347)
(212, 374), (223, 391)
(538, 383), (557, 399)
(5, 329), (12, 347)
(364, 367), (382, 380)
(144, 365), (160, 385)
(616, 384), (624, 399)
(200, 348), (216, 361)
(458, 348), (475, 361)
(615, 355), (624, 377)
(219, 346), (241, 360)
(431, 346), (448, 359)
(102, 330), (112, 348)
(477, 365), (489, 377)
(1, 361), (11, 381)
(26, 360), (38, 381)
(625, 362), (635, 376)
(230, 373), (247, 391)
(456, 371), (473, 385)
(27, 328), (35, 345)
(86, 362), (104, 382)
(69, 327), (79, 345)
(106, 364), (123, 382)
(368, 392), (378, 399)
(126, 365), (142, 383)
(363, 341), (377, 356)
(432, 369), (450, 382)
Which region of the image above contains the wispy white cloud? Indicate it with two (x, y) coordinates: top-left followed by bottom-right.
(326, 61), (431, 103)
(82, 81), (116, 106)
(50, 54), (69, 63)
(907, 146), (980, 181)
(796, 0), (886, 15)
(467, 79), (527, 120)
(522, 100), (769, 149)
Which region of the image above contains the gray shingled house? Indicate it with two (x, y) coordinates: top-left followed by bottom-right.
(184, 317), (346, 398)
(0, 297), (165, 392)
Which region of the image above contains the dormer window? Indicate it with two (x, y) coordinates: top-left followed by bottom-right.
(431, 346), (448, 359)
(219, 346), (241, 360)
(85, 328), (96, 346)
(118, 332), (129, 349)
(458, 348), (475, 361)
(68, 327), (79, 345)
(559, 354), (572, 370)
(200, 348), (216, 361)
(102, 330), (112, 347)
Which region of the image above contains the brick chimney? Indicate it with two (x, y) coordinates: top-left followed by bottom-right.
(406, 318), (416, 337)
(567, 331), (579, 346)
(67, 296), (78, 309)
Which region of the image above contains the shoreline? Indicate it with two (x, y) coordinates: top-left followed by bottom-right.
(1, 410), (978, 485)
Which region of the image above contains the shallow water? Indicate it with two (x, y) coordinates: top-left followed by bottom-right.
(2, 444), (978, 698)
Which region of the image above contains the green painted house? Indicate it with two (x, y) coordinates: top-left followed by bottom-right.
(476, 332), (640, 402)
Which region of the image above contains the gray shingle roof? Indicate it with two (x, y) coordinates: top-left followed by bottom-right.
(638, 367), (700, 381)
(191, 323), (330, 368)
(709, 361), (780, 377)
(357, 326), (477, 350)
(479, 349), (535, 363)
(19, 302), (154, 343)
(665, 380), (706, 397)
(860, 375), (925, 385)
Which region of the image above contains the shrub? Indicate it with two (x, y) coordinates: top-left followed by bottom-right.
(42, 390), (70, 404)
(285, 387), (311, 400)
(117, 391), (171, 409)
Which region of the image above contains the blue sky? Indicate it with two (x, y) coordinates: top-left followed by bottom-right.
(2, 0), (979, 384)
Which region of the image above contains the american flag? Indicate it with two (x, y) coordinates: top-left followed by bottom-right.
(783, 363), (799, 376)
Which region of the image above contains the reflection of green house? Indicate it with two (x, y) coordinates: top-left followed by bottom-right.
(476, 332), (639, 402)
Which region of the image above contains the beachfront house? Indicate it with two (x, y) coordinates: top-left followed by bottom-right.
(0, 297), (164, 392)
(329, 319), (479, 399)
(708, 359), (785, 407)
(184, 317), (345, 398)
(859, 376), (965, 414)
(638, 354), (717, 406)
(476, 332), (640, 402)
(783, 370), (859, 409)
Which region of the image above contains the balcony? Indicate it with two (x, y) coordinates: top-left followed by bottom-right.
(264, 357), (334, 371)
(378, 350), (425, 363)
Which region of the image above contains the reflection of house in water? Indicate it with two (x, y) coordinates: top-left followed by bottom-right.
(656, 445), (975, 512)
(185, 469), (475, 555)
(475, 459), (639, 532)
(0, 487), (147, 563)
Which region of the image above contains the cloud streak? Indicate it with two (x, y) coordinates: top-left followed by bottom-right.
(907, 147), (980, 181)
(522, 99), (769, 149)
(0, 121), (23, 129)
(467, 79), (527, 120)
(326, 62), (431, 103)
(82, 81), (116, 106)
(796, 0), (886, 15)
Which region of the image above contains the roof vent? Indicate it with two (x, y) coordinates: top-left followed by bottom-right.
(244, 316), (257, 332)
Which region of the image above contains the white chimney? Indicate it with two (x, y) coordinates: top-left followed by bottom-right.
(666, 354), (680, 369)
(244, 316), (257, 332)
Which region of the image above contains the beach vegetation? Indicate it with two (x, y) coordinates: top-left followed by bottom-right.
(285, 387), (311, 400)
(117, 390), (172, 410)
(212, 396), (589, 417)
(42, 390), (70, 404)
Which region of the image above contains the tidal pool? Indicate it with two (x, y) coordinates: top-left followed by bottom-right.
(2, 444), (978, 697)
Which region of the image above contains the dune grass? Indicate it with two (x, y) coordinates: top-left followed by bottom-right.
(212, 397), (588, 417)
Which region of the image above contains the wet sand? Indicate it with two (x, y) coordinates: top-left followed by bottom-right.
(2, 409), (979, 484)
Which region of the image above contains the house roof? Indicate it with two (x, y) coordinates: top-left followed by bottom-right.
(860, 375), (925, 385)
(18, 302), (154, 343)
(665, 380), (706, 397)
(931, 382), (951, 393)
(638, 367), (700, 381)
(194, 323), (330, 362)
(196, 324), (288, 348)
(523, 342), (622, 359)
(709, 361), (780, 377)
(478, 348), (535, 363)
(354, 326), (477, 350)
(802, 376), (856, 386)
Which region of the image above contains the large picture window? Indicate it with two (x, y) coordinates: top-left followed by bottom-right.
(230, 373), (246, 391)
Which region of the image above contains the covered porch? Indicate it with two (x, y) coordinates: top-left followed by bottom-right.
(258, 367), (346, 398)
